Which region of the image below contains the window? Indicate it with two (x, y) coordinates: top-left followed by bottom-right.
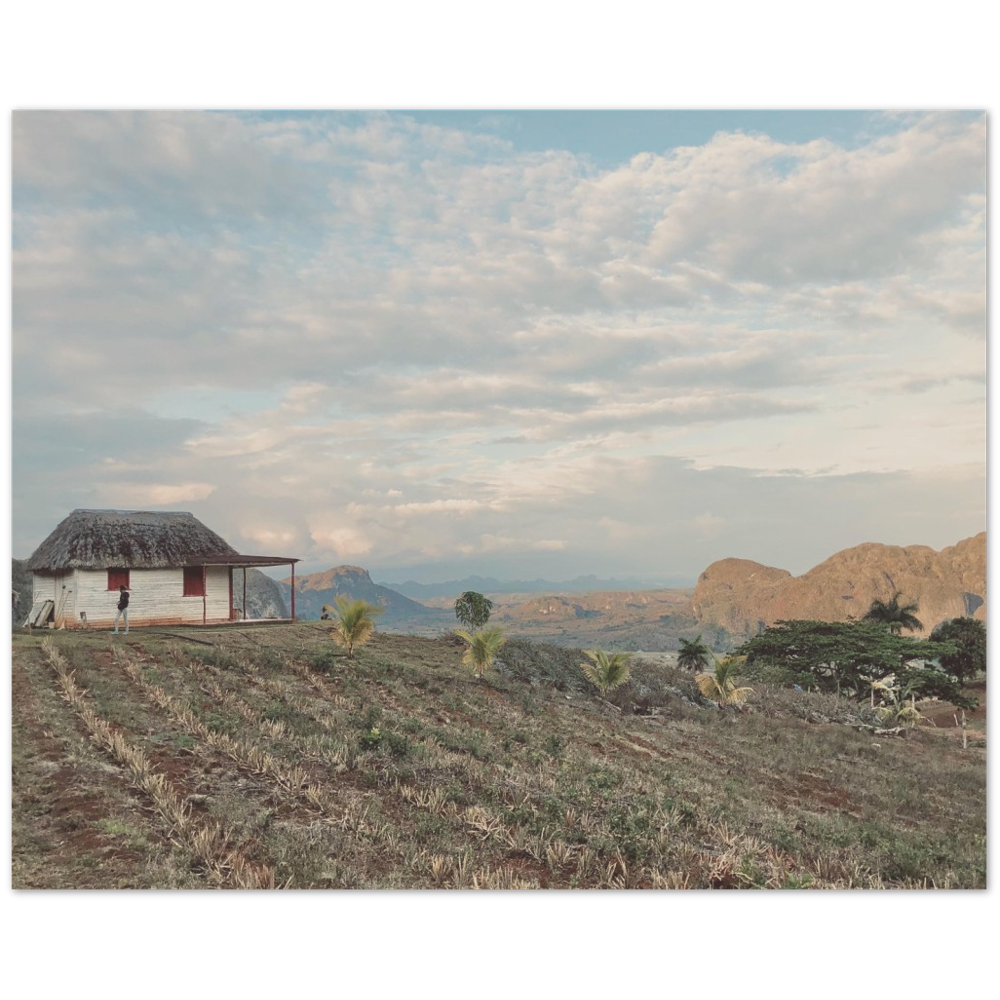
(108, 568), (130, 591)
(183, 566), (206, 597)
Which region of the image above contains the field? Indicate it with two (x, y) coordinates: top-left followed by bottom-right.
(11, 623), (987, 889)
(413, 587), (706, 650)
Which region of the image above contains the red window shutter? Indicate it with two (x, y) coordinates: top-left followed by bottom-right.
(183, 566), (206, 597)
(108, 568), (130, 591)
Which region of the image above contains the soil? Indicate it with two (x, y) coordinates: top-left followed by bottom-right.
(10, 625), (988, 889)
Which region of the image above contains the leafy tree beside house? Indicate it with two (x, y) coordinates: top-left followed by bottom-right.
(929, 617), (986, 685)
(454, 591), (494, 631)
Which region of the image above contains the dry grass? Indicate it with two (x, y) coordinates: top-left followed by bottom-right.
(40, 641), (279, 888)
(11, 624), (986, 889)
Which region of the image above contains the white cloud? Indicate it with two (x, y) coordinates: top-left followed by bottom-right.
(241, 525), (299, 549)
(11, 110), (986, 579)
(692, 512), (726, 538)
(309, 525), (372, 560)
(100, 482), (216, 506)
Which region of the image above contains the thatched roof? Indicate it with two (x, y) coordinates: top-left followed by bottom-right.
(27, 510), (241, 571)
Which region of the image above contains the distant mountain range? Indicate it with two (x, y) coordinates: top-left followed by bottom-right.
(15, 532), (981, 650)
(276, 532), (986, 649)
(379, 573), (693, 600)
(279, 565), (442, 625)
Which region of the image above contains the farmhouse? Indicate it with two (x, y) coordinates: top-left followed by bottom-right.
(25, 509), (299, 629)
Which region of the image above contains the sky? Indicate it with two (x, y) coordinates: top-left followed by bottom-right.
(10, 109), (987, 582)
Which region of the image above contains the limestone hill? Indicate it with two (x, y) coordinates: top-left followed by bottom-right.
(691, 533), (986, 640)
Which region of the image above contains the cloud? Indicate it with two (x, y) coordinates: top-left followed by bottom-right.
(692, 512), (726, 538)
(109, 482), (216, 506)
(11, 111), (986, 580)
(308, 525), (373, 561)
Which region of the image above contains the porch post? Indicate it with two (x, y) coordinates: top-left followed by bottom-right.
(202, 565), (207, 625)
(243, 568), (247, 621)
(291, 563), (296, 621)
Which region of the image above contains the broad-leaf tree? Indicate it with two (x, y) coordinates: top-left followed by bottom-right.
(454, 591), (495, 631)
(322, 597), (384, 659)
(862, 591), (923, 634)
(580, 649), (632, 697)
(737, 619), (973, 708)
(677, 635), (713, 671)
(929, 617), (986, 685)
(455, 626), (507, 678)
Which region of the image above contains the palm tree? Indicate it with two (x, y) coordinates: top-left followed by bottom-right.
(875, 681), (924, 729)
(455, 627), (507, 679)
(322, 597), (383, 659)
(580, 649), (632, 697)
(677, 635), (713, 671)
(860, 673), (897, 709)
(695, 656), (754, 708)
(862, 591), (923, 634)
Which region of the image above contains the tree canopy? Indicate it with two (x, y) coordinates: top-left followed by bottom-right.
(677, 635), (713, 671)
(737, 619), (974, 709)
(695, 656), (754, 708)
(861, 591), (923, 634)
(580, 649), (632, 697)
(454, 591), (495, 631)
(455, 626), (507, 678)
(929, 617), (986, 685)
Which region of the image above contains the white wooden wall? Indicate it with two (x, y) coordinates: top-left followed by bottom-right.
(41, 566), (233, 628)
(32, 573), (56, 604)
(33, 571), (76, 625)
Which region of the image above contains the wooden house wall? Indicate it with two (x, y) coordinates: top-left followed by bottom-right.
(44, 566), (233, 628)
(33, 571), (76, 626)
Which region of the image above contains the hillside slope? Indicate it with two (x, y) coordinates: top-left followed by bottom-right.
(241, 568), (289, 620)
(12, 558), (32, 625)
(11, 626), (985, 889)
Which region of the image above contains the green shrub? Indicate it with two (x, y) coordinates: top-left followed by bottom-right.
(359, 726), (383, 751)
(359, 704), (383, 730)
(383, 731), (412, 759)
(308, 649), (341, 674)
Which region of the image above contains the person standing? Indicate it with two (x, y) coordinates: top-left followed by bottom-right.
(113, 584), (130, 634)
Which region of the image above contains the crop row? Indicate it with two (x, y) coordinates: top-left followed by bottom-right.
(43, 640), (279, 888)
